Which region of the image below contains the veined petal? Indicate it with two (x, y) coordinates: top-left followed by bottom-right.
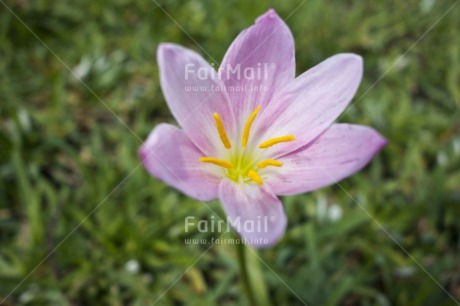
(218, 180), (287, 248)
(157, 43), (236, 156)
(266, 124), (387, 195)
(253, 54), (363, 158)
(218, 9), (295, 123)
(139, 123), (221, 201)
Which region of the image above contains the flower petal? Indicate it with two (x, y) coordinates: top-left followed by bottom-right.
(139, 123), (221, 201)
(266, 124), (387, 195)
(254, 54), (363, 158)
(158, 43), (236, 156)
(218, 9), (295, 122)
(218, 180), (287, 248)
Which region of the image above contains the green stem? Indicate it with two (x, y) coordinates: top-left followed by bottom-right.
(236, 242), (258, 306)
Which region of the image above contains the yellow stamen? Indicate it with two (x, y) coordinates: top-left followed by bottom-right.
(242, 106), (261, 147)
(256, 159), (283, 168)
(247, 170), (263, 185)
(259, 135), (296, 149)
(213, 113), (232, 149)
(199, 157), (233, 169)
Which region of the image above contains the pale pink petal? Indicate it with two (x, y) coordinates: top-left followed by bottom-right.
(139, 123), (222, 201)
(218, 9), (295, 123)
(158, 43), (236, 156)
(218, 180), (287, 248)
(253, 54), (363, 158)
(266, 124), (387, 195)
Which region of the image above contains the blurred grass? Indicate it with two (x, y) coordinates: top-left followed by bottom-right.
(1, 0), (460, 305)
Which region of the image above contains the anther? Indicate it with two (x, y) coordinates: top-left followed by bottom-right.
(213, 113), (232, 149)
(259, 135), (296, 149)
(199, 157), (233, 169)
(242, 106), (261, 147)
(256, 159), (283, 168)
(247, 170), (263, 185)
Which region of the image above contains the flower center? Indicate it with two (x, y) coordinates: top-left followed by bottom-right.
(199, 106), (295, 185)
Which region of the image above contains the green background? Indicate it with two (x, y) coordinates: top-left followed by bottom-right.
(1, 0), (459, 305)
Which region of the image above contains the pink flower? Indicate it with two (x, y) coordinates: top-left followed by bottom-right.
(140, 9), (387, 247)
